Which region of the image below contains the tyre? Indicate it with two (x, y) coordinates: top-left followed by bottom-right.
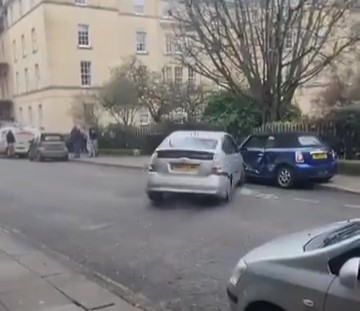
(147, 191), (164, 204)
(276, 165), (294, 188)
(223, 176), (233, 203)
(316, 177), (332, 184)
(237, 167), (246, 187)
(36, 152), (43, 162)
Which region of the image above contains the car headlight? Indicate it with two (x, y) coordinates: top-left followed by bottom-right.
(229, 259), (247, 286)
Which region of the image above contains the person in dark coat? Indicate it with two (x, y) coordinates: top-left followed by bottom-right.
(6, 130), (16, 157)
(70, 125), (82, 158)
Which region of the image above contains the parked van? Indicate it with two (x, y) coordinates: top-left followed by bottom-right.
(0, 126), (39, 157)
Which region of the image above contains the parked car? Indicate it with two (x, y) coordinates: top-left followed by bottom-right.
(146, 130), (245, 203)
(28, 133), (69, 161)
(227, 219), (360, 311)
(239, 132), (337, 188)
(0, 126), (39, 158)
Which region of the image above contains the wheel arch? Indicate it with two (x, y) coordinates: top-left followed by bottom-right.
(245, 301), (286, 311)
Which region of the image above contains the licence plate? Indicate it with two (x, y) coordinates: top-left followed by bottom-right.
(312, 153), (327, 160)
(172, 164), (199, 172)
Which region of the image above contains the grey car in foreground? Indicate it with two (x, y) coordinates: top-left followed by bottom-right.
(28, 133), (69, 161)
(227, 219), (360, 311)
(146, 130), (245, 203)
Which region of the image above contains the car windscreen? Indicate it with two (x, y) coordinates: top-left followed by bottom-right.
(297, 135), (323, 147)
(304, 222), (360, 251)
(169, 136), (218, 150)
(42, 134), (64, 142)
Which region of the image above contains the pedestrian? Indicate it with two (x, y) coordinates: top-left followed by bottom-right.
(6, 130), (16, 158)
(70, 125), (82, 158)
(88, 127), (98, 157)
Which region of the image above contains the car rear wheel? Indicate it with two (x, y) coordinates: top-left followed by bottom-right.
(36, 152), (43, 162)
(237, 167), (246, 187)
(276, 165), (294, 189)
(224, 176), (233, 203)
(147, 191), (164, 204)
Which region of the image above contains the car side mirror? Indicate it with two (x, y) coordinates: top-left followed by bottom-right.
(238, 146), (246, 152)
(339, 258), (360, 289)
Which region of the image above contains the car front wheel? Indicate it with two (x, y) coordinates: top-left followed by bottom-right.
(276, 165), (294, 188)
(147, 191), (164, 204)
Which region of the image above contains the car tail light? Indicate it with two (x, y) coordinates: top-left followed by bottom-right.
(211, 156), (224, 175)
(295, 151), (304, 163)
(148, 152), (158, 172)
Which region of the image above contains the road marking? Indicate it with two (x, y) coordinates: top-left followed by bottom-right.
(81, 222), (118, 231)
(344, 204), (360, 209)
(294, 198), (319, 204)
(256, 193), (279, 200)
(239, 187), (257, 196)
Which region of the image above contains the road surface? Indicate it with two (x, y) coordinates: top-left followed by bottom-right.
(0, 159), (359, 311)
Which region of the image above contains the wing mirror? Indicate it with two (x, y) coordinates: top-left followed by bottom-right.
(238, 145), (246, 152)
(339, 258), (360, 289)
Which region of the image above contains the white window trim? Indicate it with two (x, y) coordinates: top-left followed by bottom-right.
(75, 0), (87, 6)
(80, 61), (92, 87)
(134, 0), (144, 15)
(136, 31), (148, 54)
(77, 24), (91, 48)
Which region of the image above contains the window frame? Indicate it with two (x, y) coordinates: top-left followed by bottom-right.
(136, 31), (147, 53)
(75, 0), (87, 6)
(174, 66), (183, 85)
(243, 135), (269, 149)
(134, 0), (145, 14)
(34, 64), (40, 89)
(77, 23), (90, 48)
(31, 27), (38, 53)
(21, 34), (27, 58)
(80, 61), (92, 87)
(24, 67), (29, 92)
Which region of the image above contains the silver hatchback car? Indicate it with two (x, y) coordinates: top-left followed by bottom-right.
(146, 131), (245, 203)
(227, 219), (360, 311)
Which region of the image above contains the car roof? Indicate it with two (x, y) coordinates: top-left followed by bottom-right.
(169, 130), (227, 140)
(253, 132), (317, 137)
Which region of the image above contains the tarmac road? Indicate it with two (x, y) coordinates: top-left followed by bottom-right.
(0, 159), (359, 311)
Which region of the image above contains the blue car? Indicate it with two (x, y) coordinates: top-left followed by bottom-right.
(240, 132), (337, 188)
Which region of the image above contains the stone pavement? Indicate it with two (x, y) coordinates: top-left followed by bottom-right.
(73, 156), (360, 194)
(0, 227), (141, 311)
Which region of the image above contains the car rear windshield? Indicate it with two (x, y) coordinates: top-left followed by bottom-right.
(169, 137), (218, 150)
(42, 134), (64, 142)
(304, 222), (360, 251)
(297, 136), (323, 147)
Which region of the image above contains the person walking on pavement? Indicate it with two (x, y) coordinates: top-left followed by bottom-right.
(70, 125), (82, 158)
(6, 130), (16, 158)
(88, 127), (98, 157)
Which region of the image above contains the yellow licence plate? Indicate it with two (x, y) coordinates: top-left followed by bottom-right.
(312, 153), (327, 160)
(172, 164), (199, 172)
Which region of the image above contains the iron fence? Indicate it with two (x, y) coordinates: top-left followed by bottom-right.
(98, 122), (223, 154)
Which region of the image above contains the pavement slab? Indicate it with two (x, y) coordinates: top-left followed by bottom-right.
(0, 226), (141, 311)
(15, 251), (68, 278)
(0, 284), (72, 311)
(0, 260), (45, 294)
(46, 273), (122, 310)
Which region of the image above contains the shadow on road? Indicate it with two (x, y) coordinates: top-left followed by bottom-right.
(149, 194), (224, 210)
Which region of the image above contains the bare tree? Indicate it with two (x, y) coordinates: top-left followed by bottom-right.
(122, 56), (176, 123)
(71, 93), (101, 127)
(170, 82), (209, 122)
(173, 0), (360, 122)
(97, 65), (140, 127)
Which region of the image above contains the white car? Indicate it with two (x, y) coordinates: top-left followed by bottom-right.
(146, 130), (245, 203)
(0, 126), (39, 157)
